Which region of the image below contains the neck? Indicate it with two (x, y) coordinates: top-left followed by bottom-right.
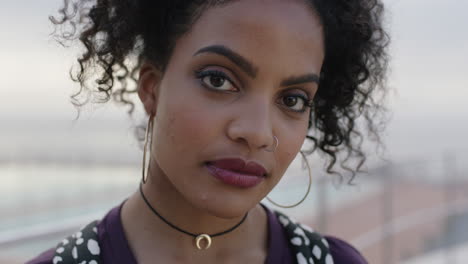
(139, 181), (249, 239)
(121, 166), (269, 262)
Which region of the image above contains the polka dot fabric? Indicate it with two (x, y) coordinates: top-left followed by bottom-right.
(53, 212), (333, 264)
(274, 211), (334, 264)
(52, 220), (101, 264)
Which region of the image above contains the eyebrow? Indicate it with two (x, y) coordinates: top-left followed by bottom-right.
(280, 74), (320, 87)
(193, 45), (258, 78)
(193, 44), (320, 86)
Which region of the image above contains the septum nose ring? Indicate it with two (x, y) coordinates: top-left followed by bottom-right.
(265, 136), (279, 152)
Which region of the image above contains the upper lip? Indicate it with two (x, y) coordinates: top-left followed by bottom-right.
(206, 158), (268, 177)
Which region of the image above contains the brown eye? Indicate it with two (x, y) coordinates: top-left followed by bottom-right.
(283, 96), (298, 107)
(196, 69), (237, 92)
(209, 76), (225, 88)
(280, 94), (309, 113)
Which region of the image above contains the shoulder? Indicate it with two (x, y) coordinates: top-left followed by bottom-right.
(273, 210), (333, 263)
(272, 210), (367, 264)
(25, 202), (125, 264)
(324, 235), (368, 264)
(25, 220), (101, 264)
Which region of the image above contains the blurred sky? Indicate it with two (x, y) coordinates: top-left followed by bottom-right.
(0, 0), (467, 162)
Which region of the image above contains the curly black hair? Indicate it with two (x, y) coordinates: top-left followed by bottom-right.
(50, 0), (390, 183)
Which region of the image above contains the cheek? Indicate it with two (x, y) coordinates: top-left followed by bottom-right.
(276, 123), (309, 174)
(154, 90), (216, 161)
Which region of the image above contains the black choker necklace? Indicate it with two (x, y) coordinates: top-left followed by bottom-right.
(139, 182), (248, 250)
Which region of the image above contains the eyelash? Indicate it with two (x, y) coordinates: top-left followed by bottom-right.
(195, 69), (236, 91)
(282, 94), (314, 113)
(194, 69), (313, 113)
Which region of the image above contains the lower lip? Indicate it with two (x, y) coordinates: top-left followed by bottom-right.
(205, 163), (265, 188)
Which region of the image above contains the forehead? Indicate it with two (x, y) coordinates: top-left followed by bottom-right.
(175, 0), (325, 76)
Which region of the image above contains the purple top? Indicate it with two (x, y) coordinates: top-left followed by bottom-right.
(26, 202), (367, 263)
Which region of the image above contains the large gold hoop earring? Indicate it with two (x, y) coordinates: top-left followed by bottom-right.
(266, 151), (312, 208)
(142, 114), (154, 184)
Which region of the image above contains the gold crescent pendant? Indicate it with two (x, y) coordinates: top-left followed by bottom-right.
(195, 234), (212, 250)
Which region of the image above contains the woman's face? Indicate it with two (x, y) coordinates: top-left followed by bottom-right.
(140, 0), (324, 218)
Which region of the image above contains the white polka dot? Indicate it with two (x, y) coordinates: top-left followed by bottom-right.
(312, 245), (322, 259)
(87, 239), (100, 255)
(76, 238), (84, 245)
(56, 247), (64, 254)
(52, 256), (63, 264)
(93, 227), (98, 233)
(309, 257), (315, 264)
(78, 261), (86, 264)
(296, 252), (308, 264)
(289, 216), (298, 224)
(72, 246), (78, 259)
(294, 227), (306, 237)
(75, 231), (83, 238)
(294, 228), (310, 245)
(279, 215), (289, 226)
(325, 254), (334, 264)
(321, 238), (329, 248)
(291, 237), (303, 246)
(61, 239), (69, 245)
(89, 261), (98, 264)
(300, 223), (314, 233)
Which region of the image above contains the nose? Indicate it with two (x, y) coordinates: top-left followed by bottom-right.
(226, 95), (275, 152)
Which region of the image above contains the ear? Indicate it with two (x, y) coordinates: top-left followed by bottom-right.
(137, 62), (163, 116)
